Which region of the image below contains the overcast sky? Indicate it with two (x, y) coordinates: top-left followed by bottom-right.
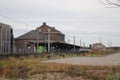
(0, 0), (120, 47)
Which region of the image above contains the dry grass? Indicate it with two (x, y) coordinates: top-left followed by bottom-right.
(86, 49), (119, 57)
(0, 57), (120, 80)
(36, 49), (119, 61)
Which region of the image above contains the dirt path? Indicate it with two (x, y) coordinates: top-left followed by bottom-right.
(43, 53), (120, 66)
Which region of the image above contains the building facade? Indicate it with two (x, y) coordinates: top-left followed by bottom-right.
(37, 22), (65, 42)
(15, 22), (80, 53)
(15, 22), (65, 53)
(15, 30), (45, 53)
(91, 43), (105, 50)
(0, 23), (13, 54)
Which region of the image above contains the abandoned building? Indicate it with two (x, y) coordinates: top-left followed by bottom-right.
(15, 22), (80, 53)
(0, 23), (13, 54)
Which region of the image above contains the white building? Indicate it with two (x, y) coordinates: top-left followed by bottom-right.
(91, 43), (105, 50)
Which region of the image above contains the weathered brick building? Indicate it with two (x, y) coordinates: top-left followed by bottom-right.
(37, 22), (65, 42)
(15, 22), (80, 53)
(15, 29), (45, 53)
(0, 23), (13, 54)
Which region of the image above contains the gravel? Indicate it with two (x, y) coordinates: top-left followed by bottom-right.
(43, 53), (120, 66)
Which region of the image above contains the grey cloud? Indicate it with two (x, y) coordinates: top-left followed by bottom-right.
(0, 0), (120, 46)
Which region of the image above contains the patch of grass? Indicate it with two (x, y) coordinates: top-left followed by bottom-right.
(0, 57), (119, 80)
(85, 49), (119, 57)
(106, 66), (120, 80)
(65, 65), (86, 77)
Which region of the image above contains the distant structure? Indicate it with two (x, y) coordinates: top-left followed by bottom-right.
(91, 43), (105, 50)
(107, 47), (120, 51)
(0, 23), (13, 54)
(15, 22), (80, 53)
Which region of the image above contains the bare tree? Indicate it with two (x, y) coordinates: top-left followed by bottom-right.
(100, 0), (120, 7)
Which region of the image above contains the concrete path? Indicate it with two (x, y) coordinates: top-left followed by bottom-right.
(43, 53), (120, 66)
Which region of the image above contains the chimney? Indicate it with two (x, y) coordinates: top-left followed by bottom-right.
(43, 22), (46, 25)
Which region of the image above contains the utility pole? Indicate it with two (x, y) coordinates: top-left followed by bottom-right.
(26, 25), (28, 32)
(33, 30), (36, 53)
(83, 42), (85, 49)
(34, 41), (36, 53)
(110, 41), (112, 47)
(108, 40), (110, 48)
(25, 40), (26, 54)
(73, 36), (75, 52)
(119, 45), (120, 52)
(80, 39), (82, 47)
(24, 25), (27, 53)
(99, 37), (102, 43)
(36, 29), (39, 53)
(48, 29), (50, 53)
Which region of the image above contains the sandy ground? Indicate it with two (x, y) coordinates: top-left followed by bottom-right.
(43, 53), (120, 66)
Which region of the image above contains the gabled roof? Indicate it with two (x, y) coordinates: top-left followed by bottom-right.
(16, 22), (65, 40)
(16, 30), (44, 40)
(38, 22), (65, 36)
